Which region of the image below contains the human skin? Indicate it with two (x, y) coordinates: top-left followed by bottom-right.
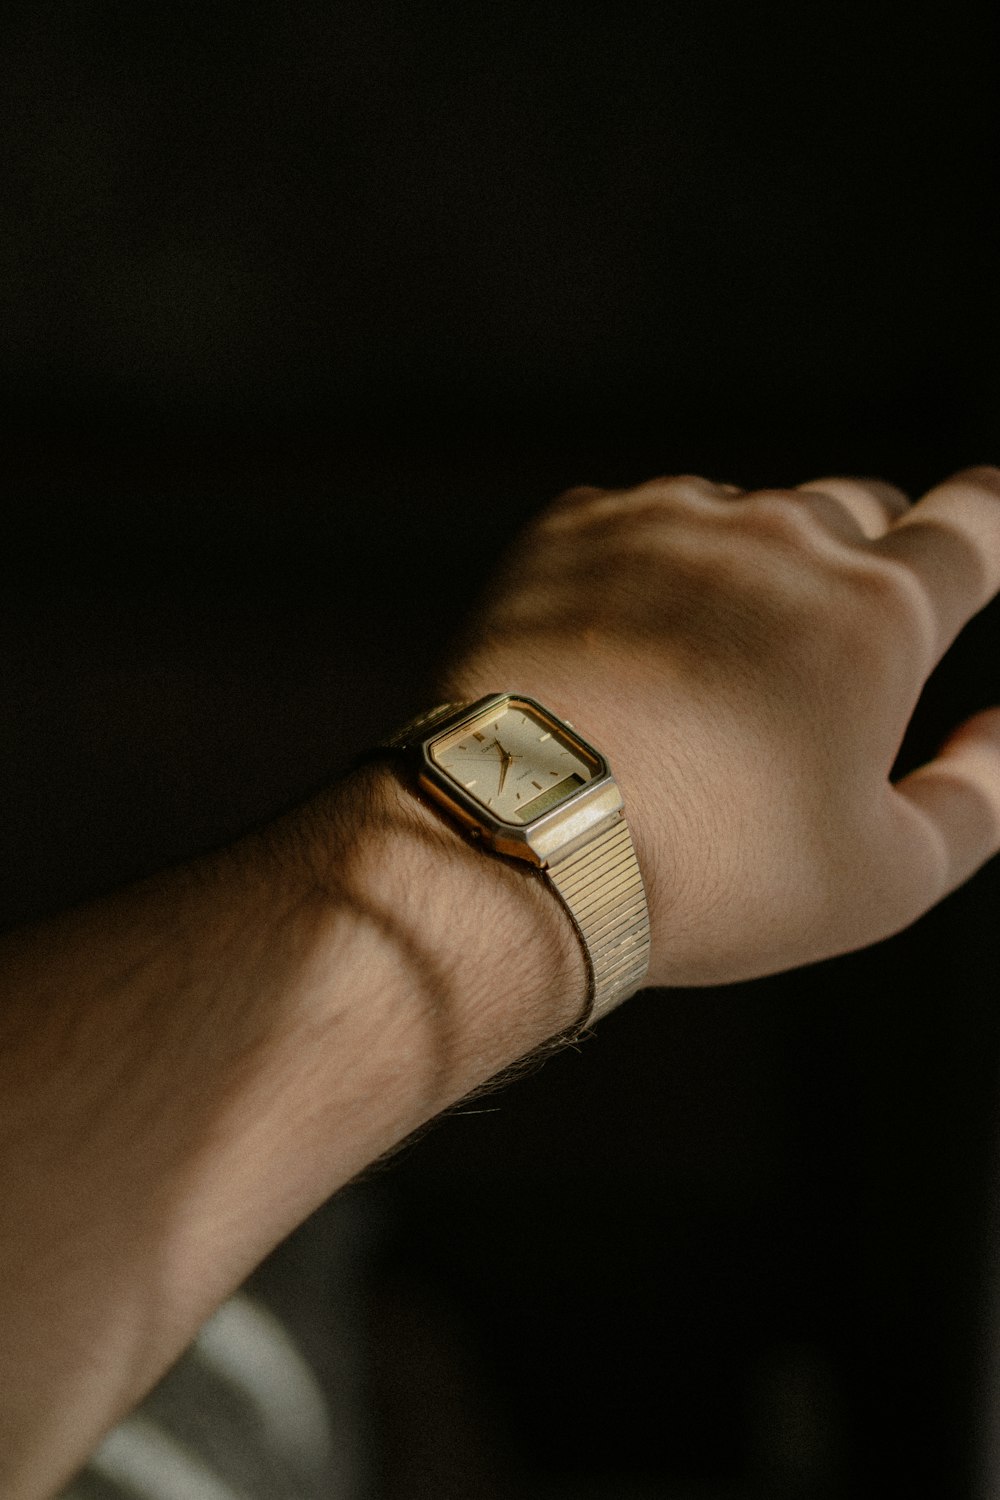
(0, 468), (998, 1496)
(439, 468), (1000, 985)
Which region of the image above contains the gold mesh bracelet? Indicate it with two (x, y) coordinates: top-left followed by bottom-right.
(378, 699), (650, 1031)
(547, 814), (650, 1027)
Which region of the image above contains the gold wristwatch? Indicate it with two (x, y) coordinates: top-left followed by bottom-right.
(381, 692), (650, 1031)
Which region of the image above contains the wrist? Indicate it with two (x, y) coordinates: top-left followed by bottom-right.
(321, 760), (590, 1098)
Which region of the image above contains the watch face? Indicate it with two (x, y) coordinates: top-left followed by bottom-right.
(429, 698), (602, 825)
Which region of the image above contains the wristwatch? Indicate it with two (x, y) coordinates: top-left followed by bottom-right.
(380, 692), (651, 1032)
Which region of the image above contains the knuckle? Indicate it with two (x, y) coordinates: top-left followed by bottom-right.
(539, 484), (610, 531)
(949, 465), (1000, 496)
(800, 476), (912, 524)
(839, 549), (937, 655)
(556, 484), (607, 504)
(740, 489), (820, 544)
(848, 545), (924, 607)
(632, 473), (719, 501)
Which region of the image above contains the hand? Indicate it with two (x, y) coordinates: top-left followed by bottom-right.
(439, 469), (1000, 988)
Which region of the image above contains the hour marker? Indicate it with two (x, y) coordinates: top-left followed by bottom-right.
(532, 780), (542, 790)
(538, 732), (551, 741)
(473, 731), (485, 742)
(465, 779), (478, 788)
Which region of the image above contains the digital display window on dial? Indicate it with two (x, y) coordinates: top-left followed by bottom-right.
(431, 701), (599, 825)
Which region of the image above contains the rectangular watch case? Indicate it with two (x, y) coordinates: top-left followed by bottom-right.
(415, 693), (625, 869)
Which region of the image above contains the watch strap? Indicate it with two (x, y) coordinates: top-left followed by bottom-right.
(381, 701), (469, 750)
(547, 815), (650, 1026)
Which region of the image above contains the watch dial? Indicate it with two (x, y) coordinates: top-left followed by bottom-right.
(431, 702), (597, 823)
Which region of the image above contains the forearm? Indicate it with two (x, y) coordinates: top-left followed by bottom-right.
(0, 762), (585, 1498)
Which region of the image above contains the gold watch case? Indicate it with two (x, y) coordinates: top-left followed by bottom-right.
(415, 693), (625, 868)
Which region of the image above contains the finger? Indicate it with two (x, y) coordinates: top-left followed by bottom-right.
(794, 476), (911, 540)
(886, 706), (1000, 916)
(871, 466), (1000, 662)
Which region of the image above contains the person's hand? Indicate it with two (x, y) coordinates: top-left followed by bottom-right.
(439, 468), (1000, 988)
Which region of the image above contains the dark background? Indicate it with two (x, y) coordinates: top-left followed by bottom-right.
(2, 3), (999, 1496)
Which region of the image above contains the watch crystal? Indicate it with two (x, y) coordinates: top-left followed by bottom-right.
(430, 700), (598, 824)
